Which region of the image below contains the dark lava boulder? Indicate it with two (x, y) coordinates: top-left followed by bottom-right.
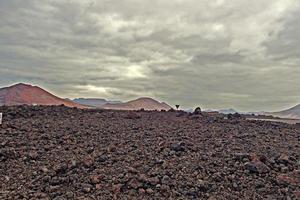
(245, 161), (270, 174)
(193, 107), (202, 115)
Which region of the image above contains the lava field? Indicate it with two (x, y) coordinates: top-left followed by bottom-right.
(0, 106), (299, 199)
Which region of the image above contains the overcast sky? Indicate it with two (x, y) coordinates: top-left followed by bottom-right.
(1, 0), (300, 111)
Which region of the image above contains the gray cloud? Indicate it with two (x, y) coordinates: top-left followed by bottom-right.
(1, 0), (300, 111)
(191, 52), (244, 65)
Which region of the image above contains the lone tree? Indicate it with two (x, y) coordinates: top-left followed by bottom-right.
(175, 105), (180, 110)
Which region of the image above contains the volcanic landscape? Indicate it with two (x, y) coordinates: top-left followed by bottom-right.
(0, 105), (299, 200)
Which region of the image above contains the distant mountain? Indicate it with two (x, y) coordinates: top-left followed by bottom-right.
(0, 83), (86, 108)
(72, 98), (122, 107)
(185, 107), (263, 116)
(218, 108), (238, 114)
(185, 108), (238, 114)
(269, 104), (300, 119)
(184, 108), (193, 113)
(101, 97), (172, 111)
(218, 109), (263, 115)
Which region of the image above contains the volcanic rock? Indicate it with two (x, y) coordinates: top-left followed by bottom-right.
(170, 143), (185, 152)
(277, 170), (300, 186)
(81, 183), (93, 193)
(245, 161), (270, 174)
(0, 105), (299, 199)
(90, 175), (102, 184)
(194, 107), (202, 115)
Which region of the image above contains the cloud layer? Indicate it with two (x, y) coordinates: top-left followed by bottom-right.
(1, 0), (300, 111)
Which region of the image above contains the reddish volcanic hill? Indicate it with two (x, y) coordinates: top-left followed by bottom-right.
(0, 83), (86, 108)
(101, 97), (172, 111)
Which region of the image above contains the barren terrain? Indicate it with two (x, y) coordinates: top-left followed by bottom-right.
(0, 106), (299, 199)
(0, 84), (85, 108)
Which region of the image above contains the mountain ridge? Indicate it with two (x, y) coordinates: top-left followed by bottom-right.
(0, 83), (86, 108)
(0, 83), (172, 111)
(101, 97), (172, 111)
(269, 104), (300, 119)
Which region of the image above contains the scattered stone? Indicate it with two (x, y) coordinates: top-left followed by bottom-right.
(0, 148), (18, 161)
(138, 188), (145, 194)
(197, 180), (210, 192)
(54, 163), (68, 174)
(53, 196), (66, 200)
(160, 184), (170, 192)
(68, 159), (77, 169)
(148, 176), (160, 185)
(245, 161), (270, 174)
(34, 192), (48, 198)
(50, 177), (65, 186)
(4, 175), (10, 181)
(128, 178), (143, 189)
(81, 183), (93, 193)
(0, 105), (299, 199)
(277, 170), (300, 186)
(40, 166), (49, 173)
(28, 150), (39, 160)
(146, 188), (154, 194)
(112, 184), (123, 194)
(294, 190), (300, 198)
(86, 147), (94, 154)
(259, 155), (268, 163)
(97, 154), (108, 163)
(233, 182), (238, 189)
(278, 154), (290, 164)
(280, 166), (289, 173)
(138, 173), (147, 182)
(127, 167), (139, 174)
(125, 112), (141, 119)
(170, 143), (185, 152)
(234, 153), (250, 161)
(249, 153), (259, 162)
(65, 191), (74, 198)
(90, 175), (101, 184)
(161, 175), (171, 185)
(83, 156), (94, 168)
(42, 175), (51, 183)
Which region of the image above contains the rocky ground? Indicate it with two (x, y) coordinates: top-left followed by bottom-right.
(0, 105), (299, 200)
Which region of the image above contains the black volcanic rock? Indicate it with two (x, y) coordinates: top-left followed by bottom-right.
(0, 105), (299, 199)
(170, 143), (185, 152)
(194, 107), (202, 115)
(245, 161), (270, 174)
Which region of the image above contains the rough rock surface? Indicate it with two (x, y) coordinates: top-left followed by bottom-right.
(0, 105), (299, 199)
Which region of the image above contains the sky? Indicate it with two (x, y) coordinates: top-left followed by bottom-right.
(0, 0), (300, 111)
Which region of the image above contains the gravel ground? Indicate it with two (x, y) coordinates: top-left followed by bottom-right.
(0, 105), (299, 200)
